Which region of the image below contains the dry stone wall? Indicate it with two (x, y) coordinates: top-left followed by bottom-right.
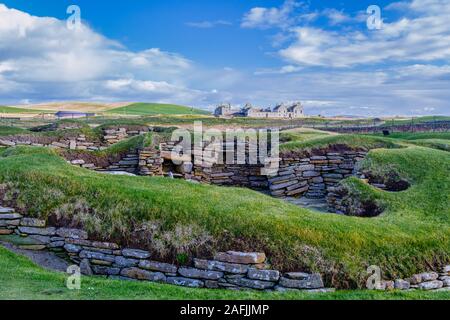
(268, 151), (367, 198)
(0, 134), (106, 151)
(1, 205), (449, 292)
(0, 205), (329, 292)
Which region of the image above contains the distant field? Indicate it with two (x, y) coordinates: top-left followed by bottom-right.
(107, 103), (210, 116)
(9, 102), (130, 113)
(0, 106), (43, 114)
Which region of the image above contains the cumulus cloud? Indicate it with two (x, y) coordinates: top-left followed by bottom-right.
(241, 0), (305, 29)
(0, 4), (202, 104)
(279, 0), (450, 67)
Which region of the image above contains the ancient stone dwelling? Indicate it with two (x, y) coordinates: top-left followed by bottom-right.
(214, 102), (304, 119)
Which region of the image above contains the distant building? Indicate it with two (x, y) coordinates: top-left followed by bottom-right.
(55, 111), (95, 119)
(214, 102), (304, 119)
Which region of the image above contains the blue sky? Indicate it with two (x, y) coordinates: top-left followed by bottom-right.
(0, 0), (449, 116)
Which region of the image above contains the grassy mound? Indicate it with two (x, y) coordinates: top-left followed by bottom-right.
(0, 143), (448, 289)
(1, 246), (448, 300)
(280, 134), (401, 153)
(107, 103), (210, 116)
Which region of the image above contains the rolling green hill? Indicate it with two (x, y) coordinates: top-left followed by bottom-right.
(107, 103), (210, 116)
(0, 106), (43, 114)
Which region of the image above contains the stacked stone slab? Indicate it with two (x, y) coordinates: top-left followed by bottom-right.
(69, 150), (142, 173)
(0, 134), (106, 151)
(268, 151), (367, 198)
(0, 205), (328, 292)
(103, 128), (149, 145)
(374, 269), (450, 291)
(2, 205), (449, 292)
(138, 147), (164, 176)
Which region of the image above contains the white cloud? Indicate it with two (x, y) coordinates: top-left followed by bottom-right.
(186, 20), (232, 28)
(0, 4), (198, 104)
(279, 0), (450, 67)
(241, 0), (302, 29)
(322, 9), (352, 26)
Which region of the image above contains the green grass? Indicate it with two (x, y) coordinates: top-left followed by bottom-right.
(0, 126), (30, 136)
(376, 132), (450, 141)
(107, 103), (210, 116)
(384, 116), (450, 126)
(280, 134), (401, 152)
(0, 246), (448, 300)
(0, 106), (45, 114)
(0, 143), (448, 289)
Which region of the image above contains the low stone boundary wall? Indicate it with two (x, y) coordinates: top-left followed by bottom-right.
(0, 134), (106, 151)
(1, 206), (449, 292)
(0, 127), (152, 151)
(0, 206), (328, 292)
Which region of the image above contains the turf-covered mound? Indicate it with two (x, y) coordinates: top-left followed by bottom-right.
(0, 145), (448, 289)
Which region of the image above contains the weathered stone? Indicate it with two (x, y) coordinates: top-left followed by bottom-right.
(226, 277), (276, 290)
(47, 241), (65, 248)
(90, 259), (113, 266)
(178, 267), (223, 280)
(64, 243), (82, 254)
(71, 159), (85, 165)
(205, 280), (220, 289)
(121, 248), (151, 259)
(0, 219), (20, 226)
(279, 274), (324, 289)
(303, 171), (320, 178)
(194, 259), (249, 274)
(56, 228), (88, 240)
(18, 226), (56, 236)
(20, 218), (46, 227)
(92, 266), (121, 276)
(0, 229), (13, 235)
(138, 260), (178, 274)
(296, 164), (315, 171)
(29, 235), (51, 244)
(166, 277), (204, 288)
(440, 277), (450, 287)
(394, 279), (411, 290)
(79, 250), (115, 263)
(214, 251), (266, 264)
(18, 243), (46, 251)
(443, 265), (450, 275)
(90, 241), (119, 250)
(420, 272), (439, 282)
(80, 259), (93, 276)
(283, 272), (311, 280)
(114, 256), (139, 268)
(0, 213), (22, 220)
(247, 269), (280, 282)
(120, 268), (166, 282)
(269, 180), (299, 191)
(382, 280), (395, 291)
(418, 280), (443, 290)
(65, 238), (92, 246)
(407, 274), (422, 285)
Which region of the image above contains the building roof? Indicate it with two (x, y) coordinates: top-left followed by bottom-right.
(55, 111), (95, 116)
